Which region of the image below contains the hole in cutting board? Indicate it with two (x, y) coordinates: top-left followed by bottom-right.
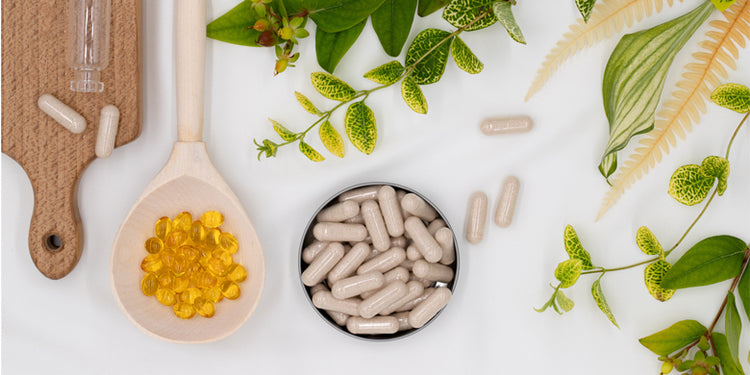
(45, 234), (62, 251)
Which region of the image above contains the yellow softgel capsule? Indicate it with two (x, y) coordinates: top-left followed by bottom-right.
(141, 273), (159, 296)
(194, 297), (215, 318)
(144, 237), (164, 254)
(171, 255), (189, 277)
(219, 232), (239, 254)
(173, 302), (196, 319)
(158, 272), (175, 288)
(200, 211), (224, 228)
(204, 228), (221, 249)
(207, 257), (229, 277)
(220, 280), (241, 300)
(203, 286), (223, 303)
(165, 230), (188, 248)
(212, 249), (233, 267)
(154, 217), (172, 240)
(185, 261), (201, 278)
(173, 211), (192, 232)
(160, 248), (176, 269)
(226, 263), (247, 283)
(155, 288), (177, 306)
(140, 254), (163, 273)
(178, 245), (199, 263)
(180, 287), (202, 304)
(189, 220), (206, 243)
(172, 276), (189, 293)
(191, 270), (217, 289)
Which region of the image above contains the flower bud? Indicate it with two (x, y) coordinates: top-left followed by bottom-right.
(274, 59), (289, 75)
(257, 30), (275, 47)
(660, 361), (673, 374)
(278, 26), (294, 40)
(253, 19), (270, 32)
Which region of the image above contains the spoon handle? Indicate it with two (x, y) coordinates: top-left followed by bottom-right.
(175, 0), (206, 142)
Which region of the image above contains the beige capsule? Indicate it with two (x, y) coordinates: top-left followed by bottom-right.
(396, 190), (409, 219)
(480, 115), (533, 135)
(427, 219), (446, 236)
(406, 245), (423, 261)
(404, 217), (442, 263)
(400, 259), (416, 271)
(328, 242), (371, 284)
(365, 248), (381, 261)
(393, 311), (412, 331)
(310, 283), (328, 296)
(317, 200), (360, 222)
(38, 94), (86, 134)
(301, 243), (345, 286)
(391, 236), (407, 248)
(380, 280), (425, 316)
(465, 191), (488, 244)
(396, 287), (435, 312)
(312, 291), (361, 316)
(357, 247), (406, 275)
(384, 266), (409, 284)
(434, 227), (456, 265)
(409, 274), (434, 288)
(302, 241), (329, 264)
(311, 285), (350, 325)
(331, 272), (385, 300)
(359, 281), (408, 318)
(378, 186), (405, 237)
(495, 176), (520, 228)
(338, 185), (382, 203)
(95, 105), (120, 158)
(361, 200), (390, 251)
(313, 223), (368, 242)
(408, 287), (452, 328)
(346, 316), (399, 335)
(344, 214), (365, 224)
(401, 193), (438, 221)
(413, 260), (454, 282)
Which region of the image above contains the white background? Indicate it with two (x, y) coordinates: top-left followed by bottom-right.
(3, 0), (749, 373)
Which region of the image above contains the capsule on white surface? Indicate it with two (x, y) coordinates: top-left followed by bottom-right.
(327, 242), (371, 284)
(427, 219), (446, 236)
(396, 287), (435, 312)
(465, 191), (488, 244)
(346, 316), (399, 335)
(313, 223), (368, 242)
(312, 291), (361, 316)
(38, 94), (86, 134)
(317, 200), (360, 223)
(338, 186), (382, 203)
(361, 200), (390, 251)
(391, 236), (407, 248)
(408, 287), (451, 328)
(401, 193), (438, 221)
(357, 247), (406, 275)
(384, 267), (409, 284)
(393, 311), (412, 331)
(434, 227), (455, 265)
(495, 176), (520, 228)
(302, 241), (330, 264)
(406, 245), (423, 261)
(377, 186), (405, 237)
(359, 281), (408, 318)
(331, 272), (385, 300)
(404, 217), (442, 263)
(413, 260), (454, 282)
(480, 115), (533, 135)
(301, 243), (345, 286)
(95, 105), (119, 158)
(380, 280), (425, 316)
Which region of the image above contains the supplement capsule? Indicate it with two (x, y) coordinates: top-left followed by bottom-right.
(361, 200), (390, 251)
(404, 217), (442, 263)
(346, 316), (399, 335)
(338, 185), (382, 203)
(301, 243), (345, 286)
(172, 211), (192, 232)
(326, 310), (350, 326)
(155, 288), (177, 306)
(328, 242), (371, 284)
(384, 267), (409, 284)
(401, 193), (438, 221)
(413, 260), (454, 282)
(409, 274), (434, 288)
(406, 245), (423, 261)
(154, 217), (172, 240)
(226, 263), (247, 282)
(310, 283), (329, 296)
(313, 223), (368, 243)
(396, 190), (409, 220)
(465, 192), (488, 244)
(343, 214), (365, 224)
(193, 297), (215, 318)
(332, 272), (385, 300)
(180, 287), (202, 304)
(495, 176), (520, 228)
(391, 236), (407, 248)
(219, 232), (239, 254)
(173, 302), (196, 319)
(141, 273), (159, 296)
(317, 201), (360, 222)
(396, 288), (435, 312)
(200, 211), (224, 228)
(380, 280), (425, 316)
(359, 281), (408, 318)
(188, 220), (206, 243)
(480, 115), (533, 135)
(378, 186), (405, 237)
(312, 291), (361, 316)
(357, 247), (406, 275)
(302, 241), (329, 264)
(141, 254), (163, 273)
(95, 105), (119, 158)
(144, 237), (164, 254)
(220, 280), (241, 300)
(434, 227), (456, 265)
(400, 259), (416, 271)
(427, 219), (446, 236)
(393, 311), (412, 331)
(38, 94), (86, 133)
(408, 287), (452, 328)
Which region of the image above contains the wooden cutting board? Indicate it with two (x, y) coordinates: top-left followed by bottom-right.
(2, 0), (142, 279)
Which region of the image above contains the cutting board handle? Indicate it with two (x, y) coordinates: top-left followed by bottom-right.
(175, 0), (206, 142)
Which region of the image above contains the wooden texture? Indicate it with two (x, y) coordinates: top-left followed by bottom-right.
(1, 0), (142, 279)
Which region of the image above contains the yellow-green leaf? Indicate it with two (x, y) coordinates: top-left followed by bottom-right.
(401, 76), (428, 114)
(450, 37), (483, 74)
(711, 0), (739, 12)
(661, 235), (747, 290)
(563, 225), (594, 270)
(592, 279), (619, 328)
(344, 101), (377, 154)
(405, 28), (453, 85)
(555, 259), (583, 288)
(636, 226), (663, 257)
(299, 141), (325, 162)
(269, 118), (296, 142)
(310, 72), (357, 101)
(576, 0), (597, 22)
(640, 320), (707, 356)
(713, 333), (745, 375)
(668, 164), (715, 206)
(319, 121), (345, 158)
(295, 91), (323, 115)
(363, 60), (405, 85)
(644, 260), (675, 302)
(711, 83), (750, 113)
(442, 0), (497, 31)
(701, 156), (730, 195)
(492, 1), (525, 44)
(556, 290), (574, 312)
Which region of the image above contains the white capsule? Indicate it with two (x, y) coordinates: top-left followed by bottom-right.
(427, 219), (446, 236)
(312, 291), (361, 316)
(313, 223), (368, 242)
(346, 316), (399, 335)
(378, 186), (405, 237)
(95, 105), (119, 158)
(328, 242), (371, 284)
(465, 191), (488, 244)
(480, 115), (533, 135)
(434, 227), (456, 265)
(383, 266), (409, 284)
(406, 245), (423, 261)
(302, 241), (329, 264)
(393, 311), (412, 331)
(404, 217), (442, 263)
(380, 280), (425, 316)
(301, 243), (345, 286)
(357, 247), (406, 275)
(396, 288), (435, 312)
(408, 287), (451, 328)
(361, 200), (390, 251)
(317, 200), (360, 222)
(38, 94), (86, 134)
(332, 272), (385, 300)
(401, 193), (438, 221)
(359, 281), (408, 318)
(495, 176), (520, 228)
(338, 185), (382, 203)
(391, 236), (407, 248)
(413, 260), (454, 282)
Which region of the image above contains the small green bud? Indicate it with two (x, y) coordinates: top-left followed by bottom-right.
(274, 59), (289, 75)
(278, 27), (294, 40)
(694, 350), (705, 363)
(554, 259), (583, 288)
(253, 18), (270, 31)
(660, 361), (673, 374)
(290, 52), (300, 63)
(692, 367), (707, 375)
(697, 336), (709, 351)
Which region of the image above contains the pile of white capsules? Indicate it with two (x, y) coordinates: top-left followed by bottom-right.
(301, 184), (455, 337)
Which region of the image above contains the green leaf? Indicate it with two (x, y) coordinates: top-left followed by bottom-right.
(555, 289), (575, 312)
(592, 279), (619, 328)
(492, 1), (526, 44)
(598, 2), (714, 178)
(701, 156), (730, 196)
(401, 76), (428, 114)
(269, 119), (296, 142)
(299, 141), (325, 162)
(711, 0), (739, 12)
(206, 0), (262, 47)
(344, 101), (377, 154)
(418, 0), (449, 16)
(639, 320), (707, 356)
(661, 236), (747, 289)
(563, 225), (594, 270)
(599, 153), (618, 180)
(371, 0), (417, 57)
(739, 264), (750, 322)
(318, 121), (345, 158)
(364, 60), (405, 85)
(405, 29), (454, 85)
(637, 226), (664, 256)
(713, 333), (746, 375)
(711, 83), (750, 113)
(668, 164), (715, 206)
(450, 37), (483, 74)
(576, 0), (597, 22)
(295, 91), (323, 115)
(315, 20), (367, 73)
(310, 72), (357, 101)
(442, 0), (497, 32)
(726, 293), (742, 361)
(555, 259), (583, 288)
(644, 260), (676, 302)
(306, 0), (387, 33)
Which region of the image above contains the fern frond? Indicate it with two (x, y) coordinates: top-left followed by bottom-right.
(597, 0), (750, 219)
(525, 0), (678, 101)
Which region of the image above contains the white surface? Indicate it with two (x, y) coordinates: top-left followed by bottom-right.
(3, 0), (749, 373)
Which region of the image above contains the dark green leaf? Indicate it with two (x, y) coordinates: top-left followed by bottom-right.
(711, 0), (739, 12)
(592, 279), (619, 328)
(576, 0), (597, 22)
(418, 0), (449, 16)
(405, 29), (453, 85)
(450, 37), (483, 74)
(598, 2), (714, 178)
(442, 0), (496, 31)
(713, 333), (746, 375)
(401, 76), (428, 114)
(639, 320), (707, 356)
(344, 101), (377, 154)
(726, 293), (742, 361)
(661, 236), (747, 289)
(739, 264), (750, 322)
(310, 72), (357, 101)
(711, 83), (750, 113)
(364, 61), (405, 85)
(315, 20), (367, 73)
(492, 1), (525, 44)
(307, 0), (386, 33)
(371, 0), (417, 57)
(206, 0), (262, 47)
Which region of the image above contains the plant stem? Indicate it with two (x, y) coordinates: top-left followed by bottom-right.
(725, 111), (749, 159)
(707, 246), (750, 333)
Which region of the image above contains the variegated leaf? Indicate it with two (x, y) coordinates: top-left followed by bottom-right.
(492, 1), (525, 44)
(363, 60), (405, 85)
(644, 260), (675, 302)
(270, 118), (296, 141)
(564, 225), (594, 270)
(442, 0), (497, 31)
(310, 72), (357, 101)
(592, 279), (619, 328)
(294, 92), (323, 115)
(299, 141), (325, 162)
(319, 121), (345, 158)
(555, 259), (583, 288)
(344, 101), (377, 154)
(450, 37), (483, 74)
(636, 226), (663, 257)
(401, 76), (428, 114)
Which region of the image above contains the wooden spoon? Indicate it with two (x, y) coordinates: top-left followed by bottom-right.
(110, 0), (265, 343)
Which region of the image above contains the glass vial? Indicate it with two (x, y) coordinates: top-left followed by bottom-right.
(67, 0), (111, 93)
